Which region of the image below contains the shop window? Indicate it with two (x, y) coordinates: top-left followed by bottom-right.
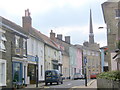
(13, 62), (22, 83)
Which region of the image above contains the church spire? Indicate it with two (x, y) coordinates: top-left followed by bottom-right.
(89, 9), (94, 44)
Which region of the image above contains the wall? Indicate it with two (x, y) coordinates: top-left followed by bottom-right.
(44, 45), (60, 70)
(62, 52), (70, 79)
(27, 36), (44, 81)
(102, 1), (118, 71)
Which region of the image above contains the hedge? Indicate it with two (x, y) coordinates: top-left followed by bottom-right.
(97, 71), (120, 81)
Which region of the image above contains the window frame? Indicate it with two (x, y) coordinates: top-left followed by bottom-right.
(0, 59), (6, 86)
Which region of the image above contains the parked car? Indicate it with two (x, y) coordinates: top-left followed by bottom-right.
(73, 73), (84, 80)
(45, 70), (63, 85)
(90, 72), (98, 79)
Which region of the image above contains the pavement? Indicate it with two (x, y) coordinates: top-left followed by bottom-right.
(72, 79), (97, 88)
(22, 79), (97, 89)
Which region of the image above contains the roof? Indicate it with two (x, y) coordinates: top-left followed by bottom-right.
(107, 0), (120, 2)
(29, 27), (44, 42)
(33, 29), (60, 50)
(0, 16), (28, 38)
(100, 46), (108, 49)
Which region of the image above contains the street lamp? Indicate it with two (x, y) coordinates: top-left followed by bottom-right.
(84, 56), (87, 87)
(35, 55), (39, 87)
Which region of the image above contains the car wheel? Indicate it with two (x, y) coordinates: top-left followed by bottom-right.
(61, 81), (63, 84)
(45, 82), (48, 86)
(50, 82), (52, 85)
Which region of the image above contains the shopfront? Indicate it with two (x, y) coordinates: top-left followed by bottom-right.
(27, 55), (38, 84)
(12, 62), (23, 83)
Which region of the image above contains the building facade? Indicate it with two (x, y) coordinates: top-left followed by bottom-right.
(22, 9), (45, 83)
(82, 9), (101, 78)
(0, 16), (28, 88)
(69, 45), (83, 79)
(102, 0), (120, 71)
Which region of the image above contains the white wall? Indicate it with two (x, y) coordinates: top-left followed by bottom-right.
(27, 36), (45, 81)
(0, 59), (6, 86)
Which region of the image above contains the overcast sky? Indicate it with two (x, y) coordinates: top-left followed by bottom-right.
(0, 0), (107, 47)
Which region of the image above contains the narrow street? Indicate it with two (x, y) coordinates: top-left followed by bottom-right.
(42, 79), (91, 88)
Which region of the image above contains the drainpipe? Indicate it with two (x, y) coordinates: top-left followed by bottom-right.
(11, 41), (13, 88)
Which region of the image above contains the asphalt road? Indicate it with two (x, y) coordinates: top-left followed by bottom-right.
(43, 79), (91, 88)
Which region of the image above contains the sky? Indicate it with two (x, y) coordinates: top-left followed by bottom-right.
(0, 0), (108, 47)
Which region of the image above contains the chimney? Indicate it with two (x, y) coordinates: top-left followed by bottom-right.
(22, 9), (32, 32)
(50, 30), (56, 41)
(57, 34), (62, 40)
(65, 36), (70, 44)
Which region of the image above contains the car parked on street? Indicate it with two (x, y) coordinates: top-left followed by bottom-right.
(90, 72), (98, 79)
(45, 70), (63, 85)
(73, 73), (84, 80)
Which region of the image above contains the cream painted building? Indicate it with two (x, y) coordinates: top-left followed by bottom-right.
(83, 9), (101, 78)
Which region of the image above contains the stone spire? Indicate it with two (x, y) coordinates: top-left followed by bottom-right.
(89, 9), (94, 44)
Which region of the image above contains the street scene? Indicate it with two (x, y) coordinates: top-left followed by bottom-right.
(0, 0), (120, 89)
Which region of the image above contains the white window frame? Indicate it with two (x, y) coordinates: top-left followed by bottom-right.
(0, 28), (7, 52)
(23, 39), (27, 56)
(15, 35), (20, 48)
(0, 59), (6, 86)
(23, 39), (26, 50)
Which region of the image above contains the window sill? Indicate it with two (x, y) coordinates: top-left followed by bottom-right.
(0, 84), (6, 87)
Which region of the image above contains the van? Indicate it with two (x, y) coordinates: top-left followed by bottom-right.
(45, 70), (63, 85)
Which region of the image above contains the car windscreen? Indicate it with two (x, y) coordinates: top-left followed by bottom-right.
(45, 71), (56, 76)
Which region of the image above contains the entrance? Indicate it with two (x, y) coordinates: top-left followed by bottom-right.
(28, 64), (36, 84)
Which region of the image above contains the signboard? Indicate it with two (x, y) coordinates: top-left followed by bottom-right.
(27, 55), (36, 62)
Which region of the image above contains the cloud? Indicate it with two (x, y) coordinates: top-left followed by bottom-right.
(0, 0), (107, 47)
(47, 23), (107, 47)
(0, 0), (88, 15)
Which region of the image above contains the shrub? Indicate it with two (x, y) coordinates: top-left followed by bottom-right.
(97, 71), (120, 81)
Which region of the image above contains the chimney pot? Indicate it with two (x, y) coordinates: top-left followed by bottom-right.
(22, 9), (32, 32)
(65, 36), (70, 44)
(50, 30), (55, 41)
(57, 34), (62, 40)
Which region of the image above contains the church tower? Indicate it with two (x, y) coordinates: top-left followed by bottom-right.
(89, 9), (94, 44)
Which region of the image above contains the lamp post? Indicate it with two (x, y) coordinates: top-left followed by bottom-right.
(84, 56), (87, 87)
(35, 55), (39, 88)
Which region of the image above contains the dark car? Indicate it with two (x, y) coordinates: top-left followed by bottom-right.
(73, 73), (84, 80)
(45, 70), (63, 85)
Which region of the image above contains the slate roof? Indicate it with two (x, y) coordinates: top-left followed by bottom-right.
(0, 16), (60, 50)
(34, 29), (60, 50)
(0, 16), (28, 38)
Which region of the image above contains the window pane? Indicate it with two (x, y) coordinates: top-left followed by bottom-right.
(0, 41), (5, 50)
(1, 34), (7, 41)
(0, 63), (2, 84)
